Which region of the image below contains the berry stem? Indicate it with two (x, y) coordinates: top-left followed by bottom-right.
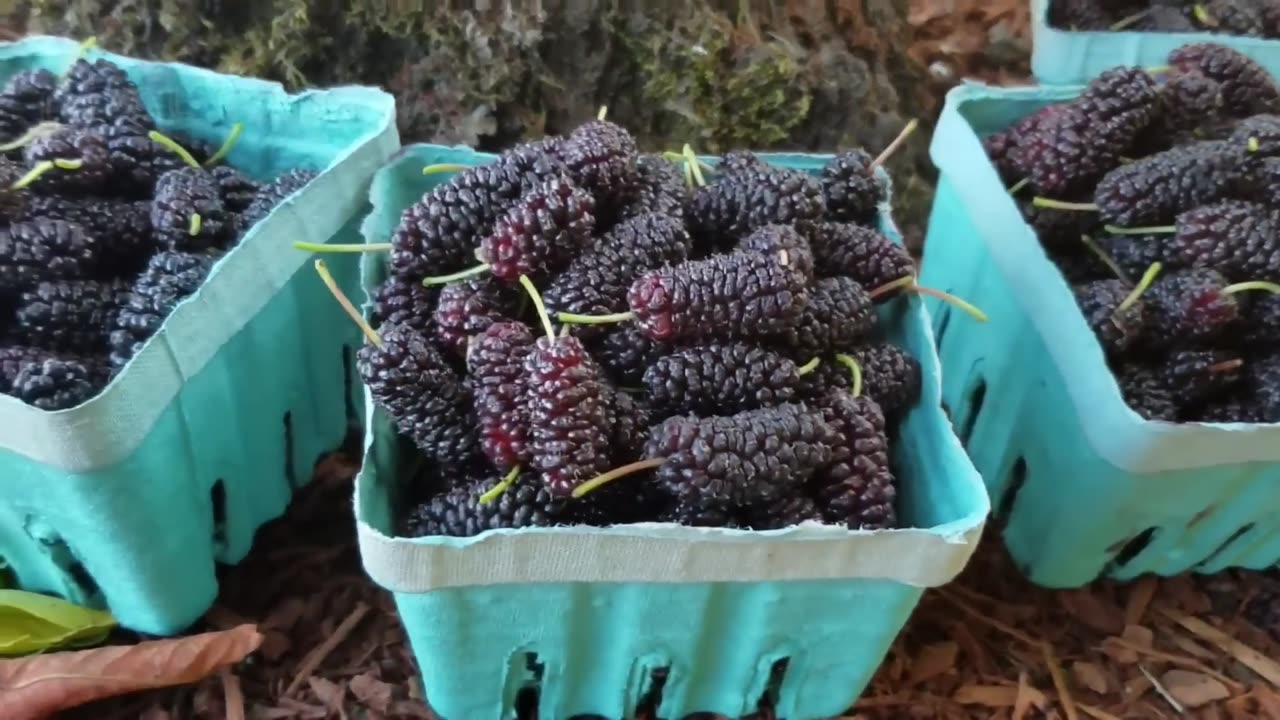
(1032, 197), (1098, 212)
(1105, 224), (1175, 236)
(478, 465), (521, 506)
(422, 163), (469, 176)
(422, 263), (491, 286)
(1248, 136), (1261, 153)
(0, 121), (65, 152)
(834, 353), (864, 398)
(870, 118), (920, 171)
(203, 122), (243, 167)
(1081, 234), (1131, 284)
(1193, 4), (1217, 25)
(796, 357), (821, 376)
(912, 285), (990, 323)
(314, 259), (381, 348)
(1111, 9), (1150, 30)
(148, 130), (201, 169)
(70, 37), (97, 68)
(519, 274), (556, 341)
(10, 161), (54, 190)
(869, 275), (916, 299)
(557, 310), (635, 325)
(1145, 65), (1171, 75)
(682, 158), (694, 188)
(1007, 177), (1030, 195)
(1222, 280), (1280, 296)
(293, 241), (393, 253)
(597, 106), (609, 121)
(683, 144), (707, 187)
(1117, 262), (1161, 313)
(571, 457), (666, 499)
(1209, 359), (1244, 374)
(51, 158), (82, 170)
(188, 213), (202, 236)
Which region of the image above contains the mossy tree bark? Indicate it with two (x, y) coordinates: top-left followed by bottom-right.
(12, 0), (936, 245)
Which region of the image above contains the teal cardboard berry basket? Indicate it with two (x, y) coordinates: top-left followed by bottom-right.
(353, 144), (989, 720)
(919, 80), (1280, 589)
(1031, 0), (1280, 85)
(0, 36), (398, 635)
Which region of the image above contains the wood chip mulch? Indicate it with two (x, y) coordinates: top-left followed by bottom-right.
(75, 452), (1280, 720)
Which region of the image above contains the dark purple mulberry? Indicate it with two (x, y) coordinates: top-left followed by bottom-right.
(20, 195), (152, 276)
(1117, 364), (1180, 421)
(432, 277), (517, 359)
(1048, 0), (1113, 28)
(525, 335), (613, 496)
(23, 126), (112, 192)
(0, 69), (57, 140)
(478, 175), (596, 282)
(1194, 0), (1266, 36)
(1074, 278), (1148, 356)
(811, 390), (897, 529)
(358, 323), (480, 469)
(108, 250), (222, 368)
(402, 475), (582, 537)
(467, 321), (536, 471)
(1094, 233), (1163, 282)
(371, 274), (436, 337)
(589, 324), (671, 385)
(1145, 268), (1242, 348)
(99, 125), (186, 194)
(626, 250), (809, 343)
(1021, 196), (1103, 253)
(1159, 350), (1243, 409)
(1170, 43), (1280, 117)
(782, 276), (877, 356)
(820, 149), (885, 223)
(810, 222), (915, 291)
(238, 168), (318, 233)
(561, 120), (638, 209)
(209, 166), (259, 213)
(643, 342), (801, 418)
(151, 167), (230, 251)
(0, 219), (97, 297)
(607, 388), (655, 463)
(15, 279), (126, 354)
(849, 342), (923, 419)
(688, 159), (824, 245)
(1162, 200), (1280, 281)
(1244, 292), (1280, 343)
(658, 500), (741, 528)
(618, 154), (685, 221)
(8, 356), (99, 411)
(1092, 140), (1246, 226)
(55, 59), (153, 131)
(736, 224), (814, 281)
(643, 403), (835, 510)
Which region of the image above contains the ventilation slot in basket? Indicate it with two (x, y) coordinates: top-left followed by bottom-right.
(283, 411), (298, 489)
(210, 478), (228, 552)
(634, 665), (670, 719)
(933, 297), (954, 348)
(956, 373), (988, 448)
(993, 456), (1028, 530)
(754, 656), (791, 718)
(342, 342), (358, 429)
(1108, 527), (1159, 571)
(513, 651), (544, 720)
(32, 527), (101, 604)
(1197, 523), (1256, 569)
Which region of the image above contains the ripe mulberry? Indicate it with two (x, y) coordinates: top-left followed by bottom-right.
(659, 499), (740, 528)
(1195, 0), (1266, 37)
(358, 323), (480, 469)
(607, 388), (655, 463)
(850, 342), (923, 419)
(402, 476), (579, 537)
(8, 357), (99, 411)
(15, 278), (126, 353)
(811, 390), (897, 529)
(1092, 141), (1245, 226)
(1145, 268), (1241, 347)
(1169, 43), (1280, 117)
(688, 160), (824, 245)
(1021, 197), (1102, 253)
(238, 168), (318, 233)
(1158, 350), (1242, 408)
(782, 276), (877, 356)
(371, 274), (436, 337)
(479, 175), (596, 282)
(24, 126), (113, 192)
(1117, 364), (1180, 421)
(432, 277), (517, 359)
(810, 222), (915, 290)
(643, 402), (835, 509)
(0, 69), (56, 140)
(209, 165), (259, 213)
(1048, 0), (1112, 28)
(151, 167), (230, 251)
(736, 224), (814, 281)
(1163, 200), (1280, 281)
(643, 342), (801, 418)
(0, 219), (97, 297)
(100, 125), (186, 194)
(820, 149), (885, 223)
(525, 335), (613, 496)
(626, 250), (809, 343)
(1073, 278), (1148, 357)
(1143, 72), (1224, 148)
(1244, 292), (1280, 343)
(109, 249), (222, 368)
(589, 324), (671, 385)
(56, 59), (152, 131)
(20, 195), (152, 276)
(467, 321), (536, 471)
(1095, 233), (1163, 282)
(561, 120), (638, 209)
(543, 211), (689, 329)
(618, 154), (685, 221)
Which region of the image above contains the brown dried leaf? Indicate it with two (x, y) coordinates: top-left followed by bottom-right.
(1071, 661), (1109, 695)
(307, 676), (347, 719)
(955, 684), (1020, 706)
(1159, 670), (1230, 709)
(1101, 637), (1139, 665)
(349, 672), (393, 713)
(1061, 591), (1125, 635)
(1161, 610), (1280, 686)
(908, 641), (958, 686)
(1124, 577), (1158, 626)
(0, 624), (262, 720)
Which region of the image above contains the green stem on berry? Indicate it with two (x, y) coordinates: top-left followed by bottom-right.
(314, 259), (382, 348)
(1193, 4), (1217, 25)
(293, 241), (393, 253)
(148, 130), (201, 169)
(52, 158), (82, 170)
(10, 161), (55, 190)
(682, 157), (694, 188)
(557, 310), (635, 325)
(1111, 9), (1150, 30)
(1007, 177), (1030, 195)
(1081, 234), (1130, 284)
(203, 122), (243, 167)
(1145, 65), (1171, 75)
(912, 285), (989, 323)
(188, 213), (202, 236)
(597, 105), (609, 121)
(1221, 280), (1280, 297)
(422, 263), (491, 286)
(519, 274), (556, 341)
(423, 163), (469, 176)
(1249, 137), (1261, 153)
(683, 144), (707, 187)
(1210, 359), (1244, 374)
(571, 457), (667, 499)
(868, 275), (916, 299)
(0, 121), (65, 152)
(617, 386), (644, 393)
(834, 353), (864, 398)
(869, 119), (920, 172)
(1032, 197), (1098, 212)
(71, 36), (97, 67)
(1104, 224), (1174, 236)
(478, 465), (521, 506)
(1117, 262), (1161, 313)
(796, 357), (821, 376)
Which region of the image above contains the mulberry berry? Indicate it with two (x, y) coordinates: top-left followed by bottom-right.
(24, 126), (112, 192)
(99, 125), (185, 194)
(55, 60), (152, 131)
(1, 346), (56, 386)
(479, 175), (596, 282)
(1244, 292), (1280, 343)
(1092, 140), (1246, 226)
(8, 357), (99, 411)
(607, 388), (655, 463)
(358, 323), (480, 469)
(108, 249), (221, 368)
(1169, 43), (1280, 117)
(1117, 364), (1180, 421)
(0, 69), (56, 139)
(658, 499), (740, 528)
(20, 195), (152, 276)
(745, 495), (825, 530)
(1197, 392), (1267, 423)
(210, 165), (259, 213)
(1195, 0), (1266, 36)
(561, 120), (638, 209)
(820, 149), (885, 223)
(543, 212), (690, 334)
(15, 279), (126, 354)
(432, 277), (517, 359)
(237, 168), (318, 233)
(1021, 197), (1102, 253)
(0, 219), (97, 297)
(736, 224), (814, 281)
(1048, 0), (1113, 28)
(1244, 354), (1280, 422)
(402, 476), (578, 537)
(1073, 278), (1148, 356)
(618, 154), (685, 221)
(1095, 233), (1164, 281)
(985, 106), (1064, 182)
(626, 250), (809, 343)
(810, 222), (915, 290)
(589, 324), (671, 385)
(1159, 350), (1242, 408)
(467, 321), (536, 471)
(151, 167), (230, 251)
(1145, 72), (1225, 147)
(525, 335), (613, 496)
(811, 390), (897, 529)
(688, 160), (824, 245)
(782, 276), (877, 356)
(1145, 268), (1242, 347)
(1163, 200), (1280, 281)
(850, 342), (923, 419)
(371, 274), (436, 337)
(643, 403), (835, 509)
(643, 342), (801, 418)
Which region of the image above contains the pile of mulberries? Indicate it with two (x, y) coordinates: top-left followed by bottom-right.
(1049, 0), (1280, 38)
(353, 116), (945, 540)
(0, 57), (317, 410)
(983, 43), (1280, 423)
